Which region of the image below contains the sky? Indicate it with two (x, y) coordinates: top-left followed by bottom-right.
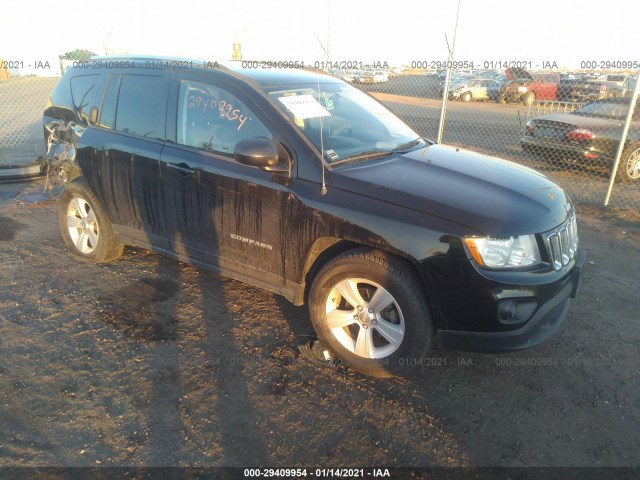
(2, 0), (639, 75)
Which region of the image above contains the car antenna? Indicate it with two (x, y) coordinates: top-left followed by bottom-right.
(318, 77), (328, 195)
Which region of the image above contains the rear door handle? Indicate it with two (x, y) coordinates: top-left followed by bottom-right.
(167, 162), (195, 176)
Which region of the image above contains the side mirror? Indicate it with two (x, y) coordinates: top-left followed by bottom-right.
(234, 137), (288, 172)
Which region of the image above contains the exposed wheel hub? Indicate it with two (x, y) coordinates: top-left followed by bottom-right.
(355, 309), (371, 324)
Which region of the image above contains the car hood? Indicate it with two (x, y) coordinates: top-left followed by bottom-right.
(330, 144), (571, 236)
(506, 67), (533, 81)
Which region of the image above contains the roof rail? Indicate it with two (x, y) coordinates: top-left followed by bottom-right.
(90, 54), (215, 63)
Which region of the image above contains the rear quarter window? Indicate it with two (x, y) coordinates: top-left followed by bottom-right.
(70, 74), (107, 125)
(114, 75), (168, 140)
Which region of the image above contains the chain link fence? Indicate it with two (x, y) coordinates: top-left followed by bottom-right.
(0, 63), (59, 168)
(1, 56), (638, 213)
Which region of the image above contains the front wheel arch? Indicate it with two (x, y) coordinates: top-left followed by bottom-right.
(301, 239), (430, 305)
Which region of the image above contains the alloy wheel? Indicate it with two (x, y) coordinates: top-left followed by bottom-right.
(66, 196), (99, 254)
(324, 278), (405, 359)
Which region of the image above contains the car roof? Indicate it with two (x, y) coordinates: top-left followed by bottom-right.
(88, 55), (342, 87)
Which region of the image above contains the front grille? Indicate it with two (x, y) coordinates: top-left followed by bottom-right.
(544, 213), (578, 271)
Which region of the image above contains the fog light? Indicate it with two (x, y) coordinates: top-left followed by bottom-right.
(497, 299), (537, 325)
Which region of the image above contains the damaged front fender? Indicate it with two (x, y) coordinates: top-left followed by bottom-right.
(43, 117), (86, 184)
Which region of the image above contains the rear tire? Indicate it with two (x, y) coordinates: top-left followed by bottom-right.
(309, 248), (433, 377)
(58, 179), (124, 263)
(616, 142), (640, 182)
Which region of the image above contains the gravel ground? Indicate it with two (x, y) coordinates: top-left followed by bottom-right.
(0, 179), (639, 473)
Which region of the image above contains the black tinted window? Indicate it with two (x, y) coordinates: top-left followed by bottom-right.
(115, 75), (167, 140)
(70, 74), (107, 125)
(177, 80), (272, 154)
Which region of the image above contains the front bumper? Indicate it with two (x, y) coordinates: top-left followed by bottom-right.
(437, 249), (587, 352)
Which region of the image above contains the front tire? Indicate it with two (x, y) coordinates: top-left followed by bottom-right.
(461, 91), (472, 102)
(309, 249), (433, 377)
(58, 179), (124, 263)
(523, 91), (535, 106)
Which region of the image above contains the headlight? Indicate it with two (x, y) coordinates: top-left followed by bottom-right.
(517, 86), (528, 93)
(464, 235), (541, 269)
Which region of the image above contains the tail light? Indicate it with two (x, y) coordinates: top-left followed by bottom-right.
(525, 120), (534, 135)
(566, 128), (594, 141)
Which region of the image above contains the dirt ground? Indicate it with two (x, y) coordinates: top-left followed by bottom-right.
(0, 179), (639, 473)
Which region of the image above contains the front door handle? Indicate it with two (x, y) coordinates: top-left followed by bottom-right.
(167, 162), (195, 176)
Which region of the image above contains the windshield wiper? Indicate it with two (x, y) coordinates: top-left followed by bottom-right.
(330, 150), (395, 165)
(392, 137), (425, 152)
(330, 139), (428, 166)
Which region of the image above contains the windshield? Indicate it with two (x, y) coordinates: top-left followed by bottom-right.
(263, 81), (427, 164)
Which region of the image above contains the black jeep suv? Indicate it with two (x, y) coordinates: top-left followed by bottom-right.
(43, 56), (586, 377)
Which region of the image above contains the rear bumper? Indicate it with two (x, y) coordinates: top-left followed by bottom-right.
(438, 249), (587, 352)
(521, 136), (612, 164)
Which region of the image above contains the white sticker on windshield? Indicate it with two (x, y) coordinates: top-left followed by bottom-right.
(326, 149), (339, 160)
(278, 95), (331, 119)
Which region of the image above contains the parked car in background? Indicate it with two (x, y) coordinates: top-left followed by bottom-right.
(500, 68), (561, 105)
(521, 96), (640, 182)
(446, 77), (501, 102)
(557, 74), (635, 102)
(373, 70), (389, 83)
(624, 77), (638, 97)
(356, 70), (376, 84)
(390, 66), (406, 77)
(330, 69), (359, 83)
(494, 74), (509, 88)
(438, 73), (474, 96)
(341, 70), (360, 83)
